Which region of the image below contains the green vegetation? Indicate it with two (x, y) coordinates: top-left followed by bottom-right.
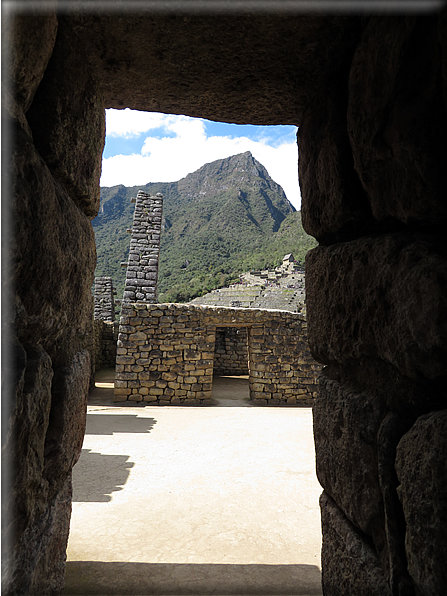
(93, 152), (317, 302)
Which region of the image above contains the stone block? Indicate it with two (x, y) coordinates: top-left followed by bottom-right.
(184, 376), (198, 384)
(306, 234), (447, 380)
(347, 17), (447, 228)
(162, 372), (177, 381)
(252, 382), (266, 392)
(129, 331), (147, 341)
(313, 370), (388, 557)
(149, 387), (164, 396)
(395, 409), (447, 596)
(26, 19), (105, 217)
(320, 492), (392, 596)
(198, 375), (212, 383)
(115, 372), (137, 381)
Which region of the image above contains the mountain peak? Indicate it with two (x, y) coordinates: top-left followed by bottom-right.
(94, 152), (312, 302)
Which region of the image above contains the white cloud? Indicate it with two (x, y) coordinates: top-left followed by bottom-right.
(101, 110), (301, 209)
(105, 109), (169, 137)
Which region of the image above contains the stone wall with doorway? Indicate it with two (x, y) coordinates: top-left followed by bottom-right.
(213, 327), (249, 376)
(114, 303), (321, 405)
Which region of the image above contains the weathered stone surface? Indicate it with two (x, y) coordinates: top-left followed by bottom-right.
(299, 29), (374, 244)
(320, 492), (392, 596)
(44, 350), (90, 501)
(313, 371), (388, 561)
(73, 14), (360, 125)
(306, 234), (447, 381)
(10, 122), (96, 363)
(29, 475), (72, 595)
(395, 410), (447, 596)
(27, 18), (105, 218)
(1, 344), (53, 594)
(377, 413), (416, 595)
(348, 16), (447, 227)
(3, 6), (58, 113)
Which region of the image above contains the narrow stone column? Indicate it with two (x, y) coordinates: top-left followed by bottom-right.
(94, 276), (116, 321)
(121, 191), (163, 303)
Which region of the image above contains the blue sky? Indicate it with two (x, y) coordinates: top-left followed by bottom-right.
(101, 109), (301, 209)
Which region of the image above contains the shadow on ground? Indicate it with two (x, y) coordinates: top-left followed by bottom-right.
(64, 561), (323, 595)
(85, 413), (157, 435)
(72, 450), (135, 502)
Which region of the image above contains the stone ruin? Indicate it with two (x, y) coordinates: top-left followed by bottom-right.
(114, 191), (320, 405)
(92, 277), (119, 378)
(191, 253), (307, 312)
(114, 303), (320, 406)
(121, 191), (163, 303)
(93, 276), (116, 321)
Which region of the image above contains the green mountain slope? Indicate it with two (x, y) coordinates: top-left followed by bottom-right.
(93, 151), (317, 302)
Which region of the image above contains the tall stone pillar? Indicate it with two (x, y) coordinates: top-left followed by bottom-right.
(94, 276), (116, 321)
(121, 191), (163, 303)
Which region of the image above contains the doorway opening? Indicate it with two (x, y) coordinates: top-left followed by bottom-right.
(212, 326), (251, 406)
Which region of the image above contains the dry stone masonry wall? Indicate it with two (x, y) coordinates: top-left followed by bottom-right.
(92, 319), (119, 371)
(121, 191), (163, 303)
(114, 303), (321, 406)
(213, 327), (249, 376)
(94, 276), (116, 321)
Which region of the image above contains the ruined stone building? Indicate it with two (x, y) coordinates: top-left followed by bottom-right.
(3, 4), (447, 595)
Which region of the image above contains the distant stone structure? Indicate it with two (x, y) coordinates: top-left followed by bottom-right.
(190, 254), (306, 312)
(94, 276), (116, 321)
(92, 276), (118, 381)
(114, 303), (321, 406)
(121, 191), (163, 303)
(281, 253), (303, 273)
(241, 253), (305, 286)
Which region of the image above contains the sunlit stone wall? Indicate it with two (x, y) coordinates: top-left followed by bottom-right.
(114, 303), (321, 405)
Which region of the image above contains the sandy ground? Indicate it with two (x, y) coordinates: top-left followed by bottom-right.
(64, 369), (323, 596)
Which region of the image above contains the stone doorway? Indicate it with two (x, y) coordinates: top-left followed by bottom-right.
(211, 326), (251, 406)
(213, 327), (249, 377)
